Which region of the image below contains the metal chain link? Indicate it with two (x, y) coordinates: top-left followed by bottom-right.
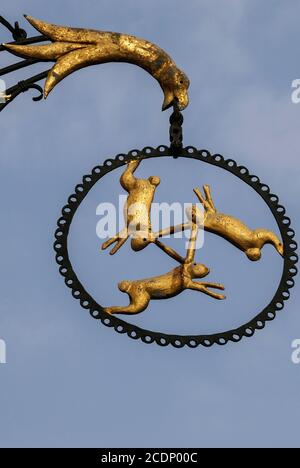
(169, 103), (184, 157)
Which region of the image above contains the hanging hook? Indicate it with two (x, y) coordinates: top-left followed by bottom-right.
(15, 80), (44, 101)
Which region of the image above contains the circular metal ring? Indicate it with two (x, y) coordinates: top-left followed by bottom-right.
(54, 146), (298, 348)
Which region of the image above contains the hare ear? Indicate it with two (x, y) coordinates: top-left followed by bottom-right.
(162, 89), (174, 111)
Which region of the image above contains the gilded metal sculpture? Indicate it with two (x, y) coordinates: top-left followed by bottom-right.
(101, 159), (188, 263)
(101, 161), (284, 315)
(105, 207), (225, 316)
(153, 185), (284, 261)
(2, 15), (190, 111)
(102, 159), (160, 255)
(192, 186), (284, 260)
(0, 14), (297, 347)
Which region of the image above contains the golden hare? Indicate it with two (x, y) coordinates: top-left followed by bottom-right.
(104, 208), (225, 315)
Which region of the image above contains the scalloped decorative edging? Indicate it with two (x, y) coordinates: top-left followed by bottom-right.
(54, 146), (298, 348)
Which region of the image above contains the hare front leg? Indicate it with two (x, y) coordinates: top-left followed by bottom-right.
(187, 280), (226, 300)
(101, 228), (129, 255)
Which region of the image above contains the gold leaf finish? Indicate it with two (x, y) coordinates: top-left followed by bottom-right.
(101, 159), (160, 254)
(101, 161), (284, 316)
(104, 206), (225, 316)
(191, 185), (284, 261)
(153, 185), (284, 261)
(3, 15), (190, 110)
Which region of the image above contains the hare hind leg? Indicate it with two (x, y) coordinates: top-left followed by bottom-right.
(104, 284), (151, 315)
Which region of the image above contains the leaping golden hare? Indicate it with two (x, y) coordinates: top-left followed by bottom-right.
(104, 207), (226, 315)
(101, 160), (283, 315)
(102, 159), (284, 261)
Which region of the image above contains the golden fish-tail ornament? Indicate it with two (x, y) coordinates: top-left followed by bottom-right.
(2, 15), (190, 110)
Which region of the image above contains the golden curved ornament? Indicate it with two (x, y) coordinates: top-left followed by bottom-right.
(2, 15), (190, 111)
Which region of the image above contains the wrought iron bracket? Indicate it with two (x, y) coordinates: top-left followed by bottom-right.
(0, 15), (48, 112)
(0, 15), (27, 41)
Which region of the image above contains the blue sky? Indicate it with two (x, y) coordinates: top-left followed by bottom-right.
(0, 0), (300, 448)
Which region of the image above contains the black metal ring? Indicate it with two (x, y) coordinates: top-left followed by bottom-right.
(54, 146), (298, 348)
